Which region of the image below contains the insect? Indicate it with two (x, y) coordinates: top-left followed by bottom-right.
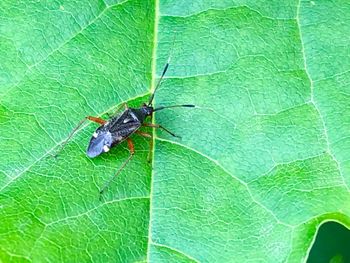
(57, 57), (195, 196)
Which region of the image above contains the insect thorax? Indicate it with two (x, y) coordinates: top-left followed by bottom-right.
(129, 106), (153, 123)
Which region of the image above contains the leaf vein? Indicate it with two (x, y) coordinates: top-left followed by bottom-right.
(296, 0), (350, 193)
(46, 196), (149, 226)
(151, 242), (200, 263)
(156, 137), (293, 228)
(161, 5), (292, 21)
(0, 0), (130, 100)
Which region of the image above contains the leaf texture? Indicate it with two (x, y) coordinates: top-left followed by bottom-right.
(0, 0), (349, 262)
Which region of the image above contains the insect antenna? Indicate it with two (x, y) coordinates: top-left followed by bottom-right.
(148, 32), (177, 106)
(153, 104), (195, 111)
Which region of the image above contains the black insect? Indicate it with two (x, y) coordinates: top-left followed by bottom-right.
(57, 59), (194, 196)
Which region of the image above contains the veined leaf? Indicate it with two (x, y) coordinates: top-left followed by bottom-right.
(0, 0), (349, 262)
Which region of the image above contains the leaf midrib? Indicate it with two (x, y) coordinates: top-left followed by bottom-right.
(146, 0), (159, 260)
(3, 1), (349, 261)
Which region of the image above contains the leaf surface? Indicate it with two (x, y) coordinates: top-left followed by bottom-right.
(1, 0), (350, 262)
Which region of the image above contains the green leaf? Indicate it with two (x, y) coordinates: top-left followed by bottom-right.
(1, 0), (350, 262)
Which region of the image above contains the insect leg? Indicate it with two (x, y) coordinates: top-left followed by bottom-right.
(146, 113), (155, 161)
(87, 116), (106, 125)
(135, 131), (152, 138)
(142, 123), (181, 139)
(99, 138), (135, 197)
(135, 131), (153, 162)
(53, 116), (106, 157)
